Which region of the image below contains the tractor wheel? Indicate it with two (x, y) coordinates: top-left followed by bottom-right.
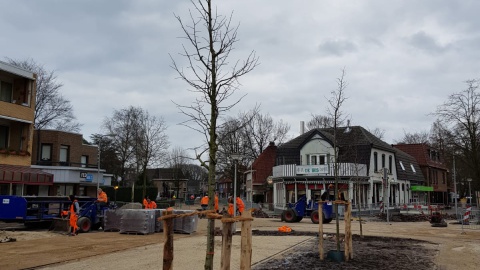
(77, 217), (92, 233)
(323, 217), (333, 224)
(310, 210), (319, 224)
(283, 209), (297, 223)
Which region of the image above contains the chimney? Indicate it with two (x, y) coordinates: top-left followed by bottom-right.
(300, 121), (305, 134)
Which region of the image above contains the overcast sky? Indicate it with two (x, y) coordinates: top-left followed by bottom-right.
(2, 0), (479, 156)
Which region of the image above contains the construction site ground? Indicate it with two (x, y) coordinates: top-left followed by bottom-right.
(1, 213), (479, 270)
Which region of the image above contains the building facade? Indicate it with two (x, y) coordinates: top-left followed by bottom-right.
(248, 126), (425, 213)
(30, 129), (111, 197)
(0, 61), (53, 195)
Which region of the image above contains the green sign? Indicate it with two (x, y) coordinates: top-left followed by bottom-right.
(410, 185), (433, 192)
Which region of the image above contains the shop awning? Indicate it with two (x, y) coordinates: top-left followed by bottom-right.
(0, 165), (53, 185)
(410, 185), (433, 192)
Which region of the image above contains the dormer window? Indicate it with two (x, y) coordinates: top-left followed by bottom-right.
(399, 161), (405, 171)
(410, 164), (416, 173)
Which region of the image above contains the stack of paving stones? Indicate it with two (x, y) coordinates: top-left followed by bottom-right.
(104, 209), (125, 232)
(154, 209), (163, 232)
(172, 209), (198, 234)
(119, 209), (156, 234)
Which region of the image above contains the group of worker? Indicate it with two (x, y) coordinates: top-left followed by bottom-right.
(200, 193), (244, 216)
(67, 188), (108, 236)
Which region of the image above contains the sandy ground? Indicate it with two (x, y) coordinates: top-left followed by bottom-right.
(1, 217), (480, 270)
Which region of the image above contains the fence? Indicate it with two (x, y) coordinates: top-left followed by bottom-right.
(461, 207), (480, 234)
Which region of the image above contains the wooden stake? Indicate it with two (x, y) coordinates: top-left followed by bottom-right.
(348, 203), (353, 259)
(162, 210), (174, 270)
(319, 203), (324, 261)
(344, 203), (349, 261)
(240, 211), (253, 270)
(220, 221), (234, 270)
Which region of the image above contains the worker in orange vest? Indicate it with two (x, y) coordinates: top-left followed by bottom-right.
(143, 196), (149, 209)
(95, 188), (108, 213)
(146, 198), (157, 209)
(214, 193), (219, 213)
(227, 197), (234, 216)
(236, 196), (245, 214)
(68, 194), (79, 236)
(200, 195), (209, 210)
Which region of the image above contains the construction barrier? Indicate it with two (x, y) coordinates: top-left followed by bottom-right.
(461, 208), (480, 234)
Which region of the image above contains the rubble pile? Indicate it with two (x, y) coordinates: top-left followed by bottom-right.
(251, 208), (270, 218)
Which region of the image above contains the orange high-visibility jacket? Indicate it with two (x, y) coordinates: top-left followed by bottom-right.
(69, 200), (79, 231)
(146, 201), (157, 209)
(236, 197), (245, 213)
(98, 191), (108, 203)
(214, 195), (219, 211)
(143, 198), (148, 208)
(228, 203), (234, 216)
(200, 196), (209, 205)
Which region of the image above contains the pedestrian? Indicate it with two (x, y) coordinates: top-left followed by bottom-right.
(68, 194), (80, 236)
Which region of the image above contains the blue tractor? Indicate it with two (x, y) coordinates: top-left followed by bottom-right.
(281, 195), (333, 224)
(76, 200), (112, 232)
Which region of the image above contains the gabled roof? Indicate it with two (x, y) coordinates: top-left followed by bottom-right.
(394, 148), (425, 184)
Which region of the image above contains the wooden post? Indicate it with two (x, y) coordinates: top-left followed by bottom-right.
(162, 210), (174, 270)
(348, 203), (353, 259)
(220, 221), (234, 270)
(343, 202), (353, 261)
(319, 202), (324, 261)
(240, 211), (253, 270)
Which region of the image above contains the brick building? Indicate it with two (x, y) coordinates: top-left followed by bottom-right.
(246, 142), (277, 203)
(393, 143), (449, 204)
(0, 61), (53, 195)
(31, 129), (112, 197)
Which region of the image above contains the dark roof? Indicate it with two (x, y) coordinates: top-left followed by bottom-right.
(0, 165), (54, 185)
(394, 148), (425, 184)
(276, 126), (395, 166)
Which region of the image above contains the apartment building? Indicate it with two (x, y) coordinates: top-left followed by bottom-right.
(0, 61), (53, 195)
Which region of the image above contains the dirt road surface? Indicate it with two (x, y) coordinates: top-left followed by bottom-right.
(1, 217), (479, 270)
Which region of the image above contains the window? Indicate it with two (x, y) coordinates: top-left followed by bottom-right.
(388, 156), (392, 174)
(311, 155), (317, 165)
(410, 164), (416, 173)
(81, 155), (88, 168)
(381, 154), (385, 169)
(0, 125), (8, 149)
(59, 145), (69, 165)
(319, 155), (326, 165)
(373, 152), (378, 172)
(0, 81), (12, 102)
(41, 144), (52, 161)
(399, 161), (405, 171)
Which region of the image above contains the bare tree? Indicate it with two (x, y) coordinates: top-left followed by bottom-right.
(367, 127), (385, 140)
(6, 58), (81, 132)
(135, 110), (170, 198)
(433, 79), (480, 192)
(306, 114), (335, 130)
(395, 130), (430, 144)
(327, 68), (348, 253)
(170, 1), (258, 268)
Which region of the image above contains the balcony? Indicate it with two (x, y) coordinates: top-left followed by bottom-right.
(0, 100), (34, 123)
(273, 163), (368, 178)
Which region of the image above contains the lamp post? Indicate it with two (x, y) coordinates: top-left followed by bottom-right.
(453, 155), (458, 219)
(114, 186), (119, 204)
(96, 134), (115, 189)
(467, 178), (472, 204)
(231, 153), (242, 217)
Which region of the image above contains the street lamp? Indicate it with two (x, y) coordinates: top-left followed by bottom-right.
(467, 178), (472, 204)
(114, 186), (119, 204)
(453, 155), (458, 219)
(96, 134), (115, 189)
(231, 153), (242, 217)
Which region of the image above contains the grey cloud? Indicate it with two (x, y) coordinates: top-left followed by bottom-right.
(318, 39), (358, 56)
(407, 31), (450, 54)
